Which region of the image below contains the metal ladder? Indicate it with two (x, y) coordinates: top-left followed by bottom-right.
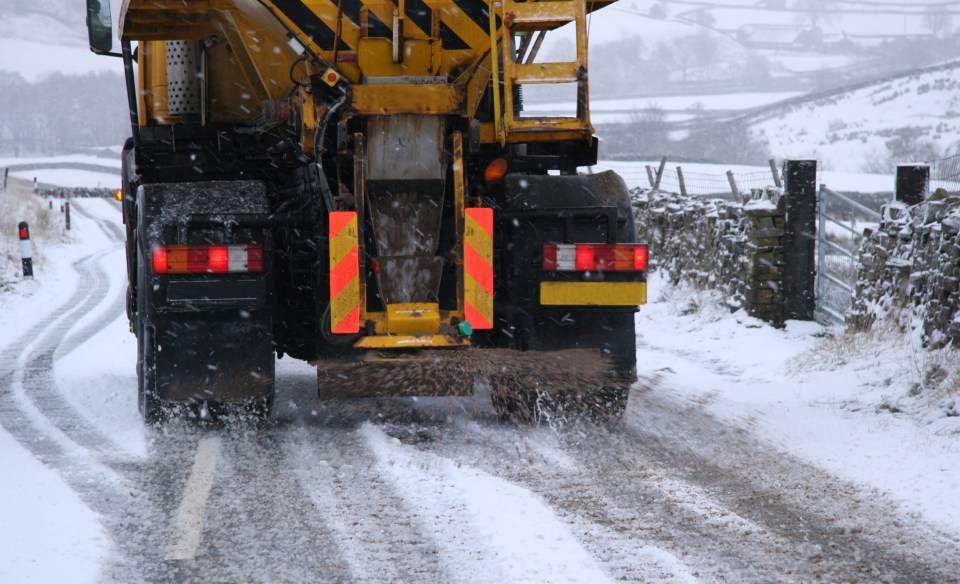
(490, 0), (591, 144)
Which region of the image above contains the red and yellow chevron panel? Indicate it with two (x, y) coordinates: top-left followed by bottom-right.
(328, 211), (360, 334)
(463, 207), (493, 330)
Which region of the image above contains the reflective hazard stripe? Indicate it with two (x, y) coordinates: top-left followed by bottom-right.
(464, 207), (493, 330)
(329, 211), (360, 334)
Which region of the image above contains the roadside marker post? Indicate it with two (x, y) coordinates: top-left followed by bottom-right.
(19, 222), (33, 279)
(65, 201), (71, 231)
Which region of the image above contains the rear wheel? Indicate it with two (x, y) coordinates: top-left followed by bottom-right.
(135, 246), (164, 424)
(489, 311), (636, 424)
(136, 321), (163, 424)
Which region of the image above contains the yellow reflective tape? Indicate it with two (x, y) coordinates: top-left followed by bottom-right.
(329, 212), (360, 334)
(540, 282), (647, 306)
(463, 208), (493, 329)
(464, 212), (493, 264)
(464, 271), (493, 328)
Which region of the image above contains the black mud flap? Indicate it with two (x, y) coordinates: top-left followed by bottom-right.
(154, 318), (275, 404)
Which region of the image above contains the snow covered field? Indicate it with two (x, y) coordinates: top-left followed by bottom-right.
(1, 172), (957, 581)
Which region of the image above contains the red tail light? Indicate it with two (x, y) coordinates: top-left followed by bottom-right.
(634, 245), (648, 271)
(152, 244), (264, 274)
(542, 244), (648, 272)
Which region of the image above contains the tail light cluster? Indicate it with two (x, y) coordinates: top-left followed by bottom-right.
(152, 244), (263, 274)
(542, 243), (648, 272)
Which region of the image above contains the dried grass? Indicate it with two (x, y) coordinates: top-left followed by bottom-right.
(0, 178), (65, 287)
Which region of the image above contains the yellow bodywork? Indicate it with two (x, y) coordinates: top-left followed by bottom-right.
(113, 0), (634, 346)
(540, 282), (648, 306)
(385, 303), (442, 335)
(118, 0), (610, 144)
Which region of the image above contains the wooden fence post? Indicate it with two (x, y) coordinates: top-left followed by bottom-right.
(676, 166), (688, 197)
(769, 158), (782, 188)
(726, 171), (740, 201)
(653, 156), (667, 191)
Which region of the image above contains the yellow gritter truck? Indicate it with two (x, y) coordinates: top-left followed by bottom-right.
(86, 0), (647, 423)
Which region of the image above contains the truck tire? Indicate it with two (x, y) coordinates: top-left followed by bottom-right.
(135, 251), (163, 424)
(489, 312), (635, 424)
(137, 321), (163, 424)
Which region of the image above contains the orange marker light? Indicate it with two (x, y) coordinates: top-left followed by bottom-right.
(484, 158), (508, 183)
(114, 189), (123, 201)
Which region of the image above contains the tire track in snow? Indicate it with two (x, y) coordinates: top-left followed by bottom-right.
(372, 418), (721, 583)
(286, 423), (454, 583)
(12, 221), (126, 458)
(53, 201), (126, 362)
(183, 429), (353, 583)
(368, 399), (960, 583)
(0, 200), (148, 582)
(361, 423), (615, 584)
(0, 247), (123, 463)
(615, 388), (960, 583)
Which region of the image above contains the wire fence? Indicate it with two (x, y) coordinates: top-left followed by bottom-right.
(597, 161), (782, 199)
(929, 152), (960, 194)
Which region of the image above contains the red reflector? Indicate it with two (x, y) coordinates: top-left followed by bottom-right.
(206, 246), (229, 273)
(542, 244), (557, 270)
(575, 245), (595, 271)
(634, 245), (649, 271)
(152, 246), (169, 274)
(19, 227), (29, 239)
(247, 246), (263, 272)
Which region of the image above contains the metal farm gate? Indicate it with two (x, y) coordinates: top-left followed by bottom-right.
(815, 186), (881, 325)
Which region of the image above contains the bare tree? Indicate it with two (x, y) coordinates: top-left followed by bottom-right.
(792, 0), (832, 28)
(649, 3), (667, 19)
(924, 7), (954, 38)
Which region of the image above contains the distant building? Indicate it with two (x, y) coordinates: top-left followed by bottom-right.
(736, 24), (823, 50)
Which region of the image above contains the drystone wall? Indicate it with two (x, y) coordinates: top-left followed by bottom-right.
(632, 187), (787, 326)
(850, 192), (960, 348)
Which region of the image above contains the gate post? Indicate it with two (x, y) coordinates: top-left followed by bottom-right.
(782, 160), (817, 321)
(895, 164), (928, 205)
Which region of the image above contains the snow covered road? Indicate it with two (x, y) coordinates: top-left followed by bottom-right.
(2, 199), (959, 583)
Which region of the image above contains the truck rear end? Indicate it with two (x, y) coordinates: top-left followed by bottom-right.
(88, 0), (647, 423)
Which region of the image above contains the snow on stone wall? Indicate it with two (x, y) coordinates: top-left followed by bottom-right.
(851, 191), (960, 348)
(632, 187), (787, 326)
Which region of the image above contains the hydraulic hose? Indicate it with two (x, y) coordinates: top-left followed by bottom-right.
(314, 92), (347, 213)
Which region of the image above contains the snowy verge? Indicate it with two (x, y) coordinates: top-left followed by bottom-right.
(0, 200), (123, 583)
(637, 272), (960, 537)
(0, 426), (110, 584)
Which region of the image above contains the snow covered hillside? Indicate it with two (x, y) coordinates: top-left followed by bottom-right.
(0, 0), (124, 81)
(747, 61), (960, 173)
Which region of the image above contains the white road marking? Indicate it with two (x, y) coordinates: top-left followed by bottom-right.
(164, 436), (222, 561)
